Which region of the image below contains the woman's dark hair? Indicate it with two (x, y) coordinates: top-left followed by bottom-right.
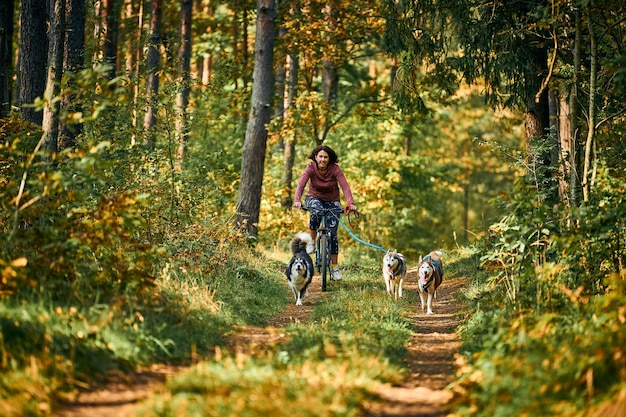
(308, 145), (339, 164)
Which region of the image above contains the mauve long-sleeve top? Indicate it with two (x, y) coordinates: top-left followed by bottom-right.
(294, 162), (355, 205)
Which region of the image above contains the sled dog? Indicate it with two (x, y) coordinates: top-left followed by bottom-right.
(383, 250), (407, 301)
(285, 232), (315, 306)
(417, 250), (444, 314)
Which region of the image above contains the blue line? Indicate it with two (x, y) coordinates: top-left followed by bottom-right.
(339, 221), (388, 253)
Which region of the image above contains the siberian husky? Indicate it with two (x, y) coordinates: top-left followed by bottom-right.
(417, 250), (444, 314)
(383, 250), (407, 301)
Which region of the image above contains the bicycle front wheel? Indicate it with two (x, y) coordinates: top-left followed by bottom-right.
(319, 234), (330, 292)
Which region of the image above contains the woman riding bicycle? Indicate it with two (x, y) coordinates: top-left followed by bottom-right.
(293, 145), (357, 281)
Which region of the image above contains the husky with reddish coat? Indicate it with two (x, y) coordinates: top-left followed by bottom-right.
(417, 250), (444, 314)
(285, 232), (315, 306)
(383, 250), (407, 301)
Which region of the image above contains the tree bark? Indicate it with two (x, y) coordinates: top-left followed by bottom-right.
(569, 7), (582, 206)
(0, 0), (14, 118)
(280, 51), (300, 209)
(19, 0), (48, 125)
(199, 0), (214, 86)
(582, 6), (597, 202)
(524, 47), (554, 202)
(143, 0), (162, 148)
(101, 0), (121, 77)
(58, 0), (86, 149)
(42, 0), (67, 153)
(321, 2), (338, 144)
(235, 0), (276, 238)
(123, 0), (144, 146)
(556, 86), (572, 204)
(176, 0), (193, 164)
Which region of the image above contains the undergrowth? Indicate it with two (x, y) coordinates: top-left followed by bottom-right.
(453, 169), (626, 417)
(0, 119), (291, 416)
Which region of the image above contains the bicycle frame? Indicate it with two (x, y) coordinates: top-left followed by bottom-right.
(301, 206), (336, 292)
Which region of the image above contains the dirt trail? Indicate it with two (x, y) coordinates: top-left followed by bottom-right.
(54, 270), (464, 417)
(364, 271), (464, 417)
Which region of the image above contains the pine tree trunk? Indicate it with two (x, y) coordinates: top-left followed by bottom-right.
(42, 0), (66, 153)
(143, 0), (162, 148)
(582, 8), (597, 202)
(101, 0), (121, 77)
(569, 7), (582, 206)
(19, 0), (47, 125)
(280, 51), (300, 209)
(524, 47), (554, 202)
(198, 0), (214, 86)
(59, 0), (85, 149)
(176, 0), (193, 165)
(0, 0), (14, 118)
(320, 2), (338, 145)
(236, 0), (276, 238)
(557, 85), (572, 204)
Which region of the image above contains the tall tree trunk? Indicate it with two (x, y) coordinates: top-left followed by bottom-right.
(557, 85), (572, 204)
(122, 0), (138, 76)
(524, 47), (553, 202)
(143, 0), (162, 148)
(280, 51), (300, 209)
(42, 0), (66, 153)
(101, 0), (121, 77)
(582, 6), (597, 202)
(176, 0), (193, 165)
(127, 0), (144, 146)
(321, 2), (338, 145)
(0, 0), (14, 118)
(278, 0), (302, 210)
(199, 0), (214, 86)
(19, 0), (48, 125)
(58, 0), (85, 149)
(569, 7), (582, 206)
(235, 0), (276, 238)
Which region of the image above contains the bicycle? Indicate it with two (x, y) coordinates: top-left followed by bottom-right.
(301, 205), (342, 292)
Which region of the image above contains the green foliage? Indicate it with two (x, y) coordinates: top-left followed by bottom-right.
(0, 113), (285, 415)
(455, 156), (626, 415)
(261, 86), (521, 260)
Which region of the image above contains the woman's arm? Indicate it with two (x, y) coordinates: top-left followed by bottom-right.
(335, 165), (356, 207)
(293, 163), (314, 207)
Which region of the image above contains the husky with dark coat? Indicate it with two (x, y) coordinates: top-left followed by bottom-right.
(383, 250), (407, 301)
(285, 232), (315, 306)
(417, 250), (444, 314)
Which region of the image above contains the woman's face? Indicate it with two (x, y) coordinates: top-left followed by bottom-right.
(315, 150), (330, 169)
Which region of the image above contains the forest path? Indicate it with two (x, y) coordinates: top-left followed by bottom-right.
(54, 271), (464, 417)
(363, 272), (464, 417)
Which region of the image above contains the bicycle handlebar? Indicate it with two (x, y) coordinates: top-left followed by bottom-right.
(300, 205), (343, 215)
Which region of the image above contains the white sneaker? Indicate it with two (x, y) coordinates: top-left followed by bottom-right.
(332, 267), (343, 281)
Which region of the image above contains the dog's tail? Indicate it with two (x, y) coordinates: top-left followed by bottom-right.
(291, 232), (314, 254)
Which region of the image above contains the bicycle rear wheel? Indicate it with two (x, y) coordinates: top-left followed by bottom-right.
(319, 234), (330, 292)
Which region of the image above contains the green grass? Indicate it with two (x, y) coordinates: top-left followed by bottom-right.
(136, 258), (416, 417)
(0, 224), (294, 416)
